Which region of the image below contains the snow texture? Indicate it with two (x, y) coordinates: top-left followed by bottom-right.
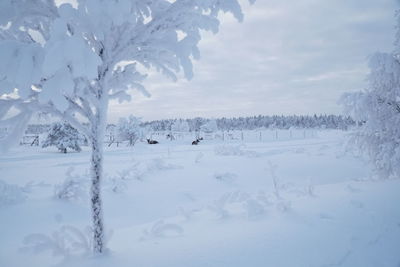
(1, 131), (399, 267)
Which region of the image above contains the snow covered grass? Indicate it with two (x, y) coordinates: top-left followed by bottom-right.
(1, 130), (400, 267)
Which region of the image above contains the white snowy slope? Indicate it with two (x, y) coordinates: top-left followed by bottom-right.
(0, 130), (399, 267)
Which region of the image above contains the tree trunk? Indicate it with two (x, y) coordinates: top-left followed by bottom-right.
(90, 109), (107, 254)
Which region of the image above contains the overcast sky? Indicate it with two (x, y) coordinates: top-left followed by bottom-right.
(108, 0), (398, 122)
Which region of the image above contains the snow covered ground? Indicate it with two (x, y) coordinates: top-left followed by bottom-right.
(1, 130), (399, 267)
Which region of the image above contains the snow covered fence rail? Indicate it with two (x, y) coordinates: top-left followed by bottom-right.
(147, 129), (320, 144)
(153, 129), (319, 143)
(20, 135), (39, 146)
(228, 129), (318, 142)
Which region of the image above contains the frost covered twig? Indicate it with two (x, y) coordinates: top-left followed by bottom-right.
(54, 167), (88, 202)
(267, 160), (281, 199)
(21, 225), (113, 258)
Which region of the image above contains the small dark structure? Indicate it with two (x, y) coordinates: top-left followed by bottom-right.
(147, 139), (159, 144)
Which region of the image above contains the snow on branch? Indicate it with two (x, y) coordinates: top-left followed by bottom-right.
(1, 0), (254, 253)
(341, 51), (400, 178)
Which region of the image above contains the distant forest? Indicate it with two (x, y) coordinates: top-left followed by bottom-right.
(24, 114), (355, 135)
(141, 114), (355, 132)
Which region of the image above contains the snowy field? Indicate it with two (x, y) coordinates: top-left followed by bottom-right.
(1, 130), (400, 267)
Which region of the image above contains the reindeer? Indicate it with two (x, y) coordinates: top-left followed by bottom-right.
(147, 139), (159, 144)
(192, 139), (200, 145)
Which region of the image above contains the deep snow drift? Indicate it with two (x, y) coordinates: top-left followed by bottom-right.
(0, 130), (399, 267)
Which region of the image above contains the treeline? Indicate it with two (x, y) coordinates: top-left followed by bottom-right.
(24, 114), (355, 135)
(141, 114), (355, 132)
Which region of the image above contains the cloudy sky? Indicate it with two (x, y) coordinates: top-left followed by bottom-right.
(109, 0), (398, 122)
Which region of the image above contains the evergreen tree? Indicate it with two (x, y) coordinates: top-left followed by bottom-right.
(42, 122), (82, 153)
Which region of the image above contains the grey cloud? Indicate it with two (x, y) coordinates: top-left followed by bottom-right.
(109, 0), (398, 122)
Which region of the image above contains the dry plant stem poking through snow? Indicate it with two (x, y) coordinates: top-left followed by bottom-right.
(267, 161), (280, 200)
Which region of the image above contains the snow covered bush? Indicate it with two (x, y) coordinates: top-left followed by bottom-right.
(0, 0), (254, 254)
(341, 12), (400, 178)
(54, 168), (88, 202)
(42, 122), (83, 153)
(105, 158), (181, 192)
(105, 166), (138, 193)
(141, 220), (184, 241)
(0, 180), (27, 206)
(106, 160), (147, 184)
(22, 225), (94, 258)
(116, 115), (142, 146)
(209, 191), (268, 220)
(107, 174), (129, 194)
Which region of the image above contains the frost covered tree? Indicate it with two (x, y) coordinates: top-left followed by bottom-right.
(171, 119), (190, 132)
(42, 121), (82, 153)
(341, 11), (400, 178)
(143, 114), (354, 131)
(342, 53), (400, 178)
(0, 0), (254, 254)
(201, 119), (218, 132)
(116, 115), (141, 146)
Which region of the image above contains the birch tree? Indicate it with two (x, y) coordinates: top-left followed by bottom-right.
(116, 115), (141, 146)
(341, 10), (400, 178)
(0, 0), (254, 254)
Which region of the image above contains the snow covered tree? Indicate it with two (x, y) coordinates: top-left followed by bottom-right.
(201, 119), (218, 132)
(42, 122), (82, 153)
(342, 52), (400, 178)
(0, 0), (254, 254)
(116, 115), (141, 146)
(171, 119), (190, 132)
(341, 11), (400, 178)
